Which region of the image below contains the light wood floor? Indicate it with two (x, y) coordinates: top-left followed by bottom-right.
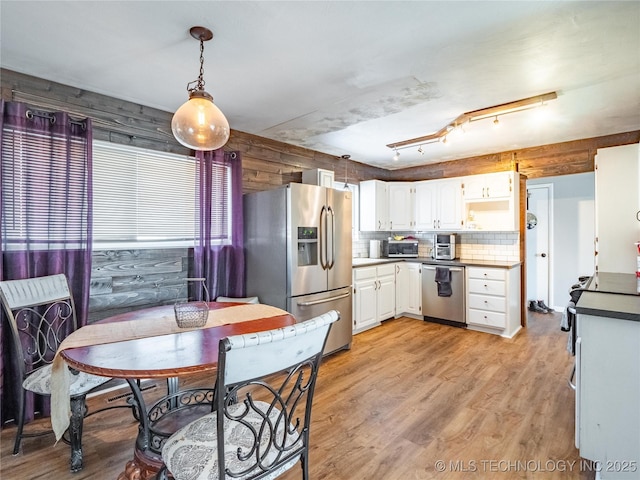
(1, 312), (595, 479)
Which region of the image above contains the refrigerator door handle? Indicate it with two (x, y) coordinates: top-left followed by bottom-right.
(296, 291), (351, 307)
(319, 205), (327, 270)
(327, 206), (335, 270)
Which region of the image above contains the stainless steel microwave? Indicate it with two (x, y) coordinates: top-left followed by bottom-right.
(382, 239), (419, 258)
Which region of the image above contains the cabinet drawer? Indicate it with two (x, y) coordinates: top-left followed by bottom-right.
(377, 263), (397, 277)
(468, 293), (506, 313)
(353, 266), (377, 281)
(467, 267), (506, 281)
(467, 309), (506, 328)
(468, 278), (506, 296)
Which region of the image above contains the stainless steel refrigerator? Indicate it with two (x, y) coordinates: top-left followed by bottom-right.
(243, 183), (352, 355)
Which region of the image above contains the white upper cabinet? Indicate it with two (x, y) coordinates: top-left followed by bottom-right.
(463, 171), (514, 200)
(438, 178), (464, 230)
(415, 178), (463, 231)
(414, 181), (437, 230)
(462, 172), (520, 231)
(594, 143), (640, 274)
(359, 180), (389, 231)
(388, 182), (415, 231)
(302, 168), (335, 188)
(360, 172), (518, 232)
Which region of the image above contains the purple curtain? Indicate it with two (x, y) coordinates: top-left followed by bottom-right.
(0, 100), (93, 424)
(191, 149), (245, 300)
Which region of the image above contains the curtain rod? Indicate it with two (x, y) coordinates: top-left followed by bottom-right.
(12, 89), (173, 139)
(25, 108), (87, 129)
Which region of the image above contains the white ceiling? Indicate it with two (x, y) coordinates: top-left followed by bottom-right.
(1, 1), (639, 170)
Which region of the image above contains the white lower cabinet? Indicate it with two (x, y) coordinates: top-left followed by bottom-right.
(395, 262), (422, 317)
(576, 308), (640, 479)
(352, 263), (397, 333)
(466, 265), (521, 338)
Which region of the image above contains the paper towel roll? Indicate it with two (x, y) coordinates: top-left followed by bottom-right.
(369, 240), (381, 258)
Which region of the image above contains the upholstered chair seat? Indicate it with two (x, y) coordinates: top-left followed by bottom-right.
(22, 364), (109, 396)
(161, 401), (301, 480)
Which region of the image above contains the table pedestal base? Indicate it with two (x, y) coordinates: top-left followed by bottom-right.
(117, 448), (163, 480)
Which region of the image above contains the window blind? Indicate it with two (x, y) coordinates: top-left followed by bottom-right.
(1, 127), (89, 248)
(92, 141), (231, 246)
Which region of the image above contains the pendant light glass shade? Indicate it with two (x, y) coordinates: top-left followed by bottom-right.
(172, 26), (230, 151)
(171, 90), (230, 150)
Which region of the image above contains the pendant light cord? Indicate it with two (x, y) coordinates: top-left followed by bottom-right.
(186, 37), (207, 93)
(196, 38), (206, 91)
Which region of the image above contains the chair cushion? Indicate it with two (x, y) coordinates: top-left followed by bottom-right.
(162, 400), (301, 480)
(23, 364), (110, 396)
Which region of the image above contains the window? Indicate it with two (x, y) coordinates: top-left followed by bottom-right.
(93, 141), (231, 248)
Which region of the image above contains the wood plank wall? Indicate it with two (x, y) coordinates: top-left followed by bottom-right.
(2, 69), (639, 323)
(4, 69), (638, 190)
(88, 249), (191, 322)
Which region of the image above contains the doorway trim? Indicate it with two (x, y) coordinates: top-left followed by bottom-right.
(526, 183), (555, 308)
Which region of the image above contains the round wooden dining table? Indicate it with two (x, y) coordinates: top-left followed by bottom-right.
(61, 302), (296, 480)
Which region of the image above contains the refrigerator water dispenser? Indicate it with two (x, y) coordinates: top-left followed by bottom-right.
(297, 226), (318, 266)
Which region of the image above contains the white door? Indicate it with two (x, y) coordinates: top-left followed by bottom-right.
(353, 277), (377, 331)
(414, 181), (437, 230)
(388, 183), (414, 231)
(406, 263), (422, 315)
(526, 184), (552, 306)
(595, 144), (640, 273)
(437, 179), (463, 230)
(395, 263), (408, 315)
(377, 273), (396, 321)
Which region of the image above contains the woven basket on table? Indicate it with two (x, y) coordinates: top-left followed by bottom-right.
(174, 301), (209, 328)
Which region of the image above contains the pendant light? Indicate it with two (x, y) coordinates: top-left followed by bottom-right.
(171, 26), (230, 151)
(341, 155), (351, 190)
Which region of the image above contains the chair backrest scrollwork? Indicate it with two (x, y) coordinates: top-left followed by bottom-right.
(216, 310), (338, 479)
(0, 274), (77, 378)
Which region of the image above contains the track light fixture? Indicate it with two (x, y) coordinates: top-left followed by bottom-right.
(386, 91), (557, 154)
(172, 26), (230, 151)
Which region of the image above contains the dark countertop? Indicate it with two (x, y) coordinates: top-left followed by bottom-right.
(586, 272), (639, 296)
(352, 257), (521, 269)
(575, 291), (640, 322)
(575, 272), (640, 322)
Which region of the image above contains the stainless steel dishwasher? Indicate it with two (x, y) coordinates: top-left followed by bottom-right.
(422, 265), (466, 326)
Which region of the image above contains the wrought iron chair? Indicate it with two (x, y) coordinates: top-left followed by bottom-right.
(156, 310), (339, 480)
(0, 274), (111, 472)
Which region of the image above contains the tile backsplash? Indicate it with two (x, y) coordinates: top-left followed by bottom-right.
(353, 231), (520, 262)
